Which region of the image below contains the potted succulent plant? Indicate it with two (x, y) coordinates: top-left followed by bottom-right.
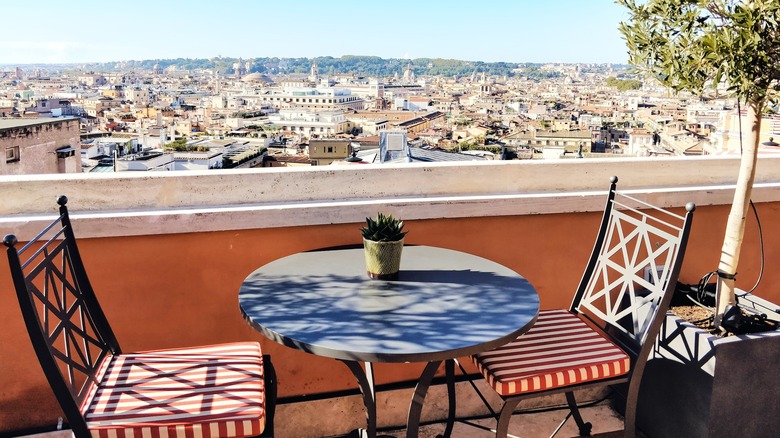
(361, 213), (408, 280)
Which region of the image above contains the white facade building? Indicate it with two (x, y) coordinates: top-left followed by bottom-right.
(258, 86), (365, 112)
(268, 109), (353, 136)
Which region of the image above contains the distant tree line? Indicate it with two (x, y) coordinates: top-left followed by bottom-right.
(86, 56), (566, 79)
(605, 76), (642, 91)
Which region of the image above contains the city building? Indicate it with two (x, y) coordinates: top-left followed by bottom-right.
(504, 130), (593, 156)
(308, 139), (351, 165)
(258, 85), (366, 112)
(0, 118), (81, 175)
(115, 150), (174, 171)
(268, 108), (354, 137)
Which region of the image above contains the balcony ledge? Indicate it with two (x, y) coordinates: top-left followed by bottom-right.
(2, 156), (780, 240)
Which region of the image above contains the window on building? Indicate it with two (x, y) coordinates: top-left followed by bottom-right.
(6, 146), (20, 163)
(327, 147), (334, 153)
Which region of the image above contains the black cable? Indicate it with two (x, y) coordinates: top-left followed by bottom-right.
(730, 99), (764, 296)
(744, 199), (765, 295)
(696, 271), (717, 305)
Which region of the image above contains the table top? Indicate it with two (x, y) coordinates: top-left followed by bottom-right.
(239, 245), (539, 363)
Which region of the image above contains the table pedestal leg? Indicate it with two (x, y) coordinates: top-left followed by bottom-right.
(342, 359), (456, 438)
(406, 360), (443, 438)
(341, 360), (377, 438)
(441, 359), (456, 437)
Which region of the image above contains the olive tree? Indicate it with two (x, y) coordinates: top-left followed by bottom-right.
(617, 0), (780, 328)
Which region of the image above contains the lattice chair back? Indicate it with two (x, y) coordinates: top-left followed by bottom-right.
(4, 195), (119, 435)
(571, 176), (695, 357)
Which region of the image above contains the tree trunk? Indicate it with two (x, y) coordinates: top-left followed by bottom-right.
(715, 101), (763, 326)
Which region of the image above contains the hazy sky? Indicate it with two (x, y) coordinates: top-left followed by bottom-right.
(1, 0), (630, 65)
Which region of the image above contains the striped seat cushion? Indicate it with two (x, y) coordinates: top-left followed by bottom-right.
(81, 342), (267, 438)
(473, 309), (630, 396)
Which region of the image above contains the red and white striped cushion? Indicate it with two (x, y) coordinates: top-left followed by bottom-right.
(81, 342), (267, 438)
(473, 309), (630, 396)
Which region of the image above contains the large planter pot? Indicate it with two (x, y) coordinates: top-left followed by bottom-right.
(636, 293), (780, 438)
(363, 238), (404, 280)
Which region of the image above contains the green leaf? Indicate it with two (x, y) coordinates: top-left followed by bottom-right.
(361, 213), (408, 242)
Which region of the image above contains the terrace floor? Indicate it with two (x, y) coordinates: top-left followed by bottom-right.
(20, 399), (625, 438)
(384, 401), (625, 438)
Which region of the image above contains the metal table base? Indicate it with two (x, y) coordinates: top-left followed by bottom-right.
(341, 359), (457, 438)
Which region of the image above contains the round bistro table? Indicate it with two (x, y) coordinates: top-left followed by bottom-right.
(239, 245), (539, 437)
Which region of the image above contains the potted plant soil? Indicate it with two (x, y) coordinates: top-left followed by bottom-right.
(361, 213), (407, 280)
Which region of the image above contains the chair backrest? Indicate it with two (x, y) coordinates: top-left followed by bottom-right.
(4, 196), (119, 433)
(571, 176), (695, 360)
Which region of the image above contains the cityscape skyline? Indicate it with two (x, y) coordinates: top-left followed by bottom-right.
(1, 0), (629, 66)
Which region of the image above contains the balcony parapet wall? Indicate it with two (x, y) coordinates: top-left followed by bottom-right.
(2, 156), (780, 239)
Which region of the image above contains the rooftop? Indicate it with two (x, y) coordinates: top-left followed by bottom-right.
(0, 117), (77, 130)
(2, 156), (779, 437)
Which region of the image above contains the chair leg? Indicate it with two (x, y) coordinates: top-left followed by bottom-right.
(262, 354), (277, 438)
(623, 386), (638, 438)
(495, 398), (522, 438)
(564, 391), (592, 437)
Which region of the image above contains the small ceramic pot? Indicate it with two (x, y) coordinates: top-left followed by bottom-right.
(363, 238), (404, 280)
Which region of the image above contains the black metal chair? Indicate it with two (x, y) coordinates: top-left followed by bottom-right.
(4, 196), (276, 438)
(471, 176), (695, 437)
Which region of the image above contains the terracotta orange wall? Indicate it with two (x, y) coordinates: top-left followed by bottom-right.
(2, 202), (779, 433)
